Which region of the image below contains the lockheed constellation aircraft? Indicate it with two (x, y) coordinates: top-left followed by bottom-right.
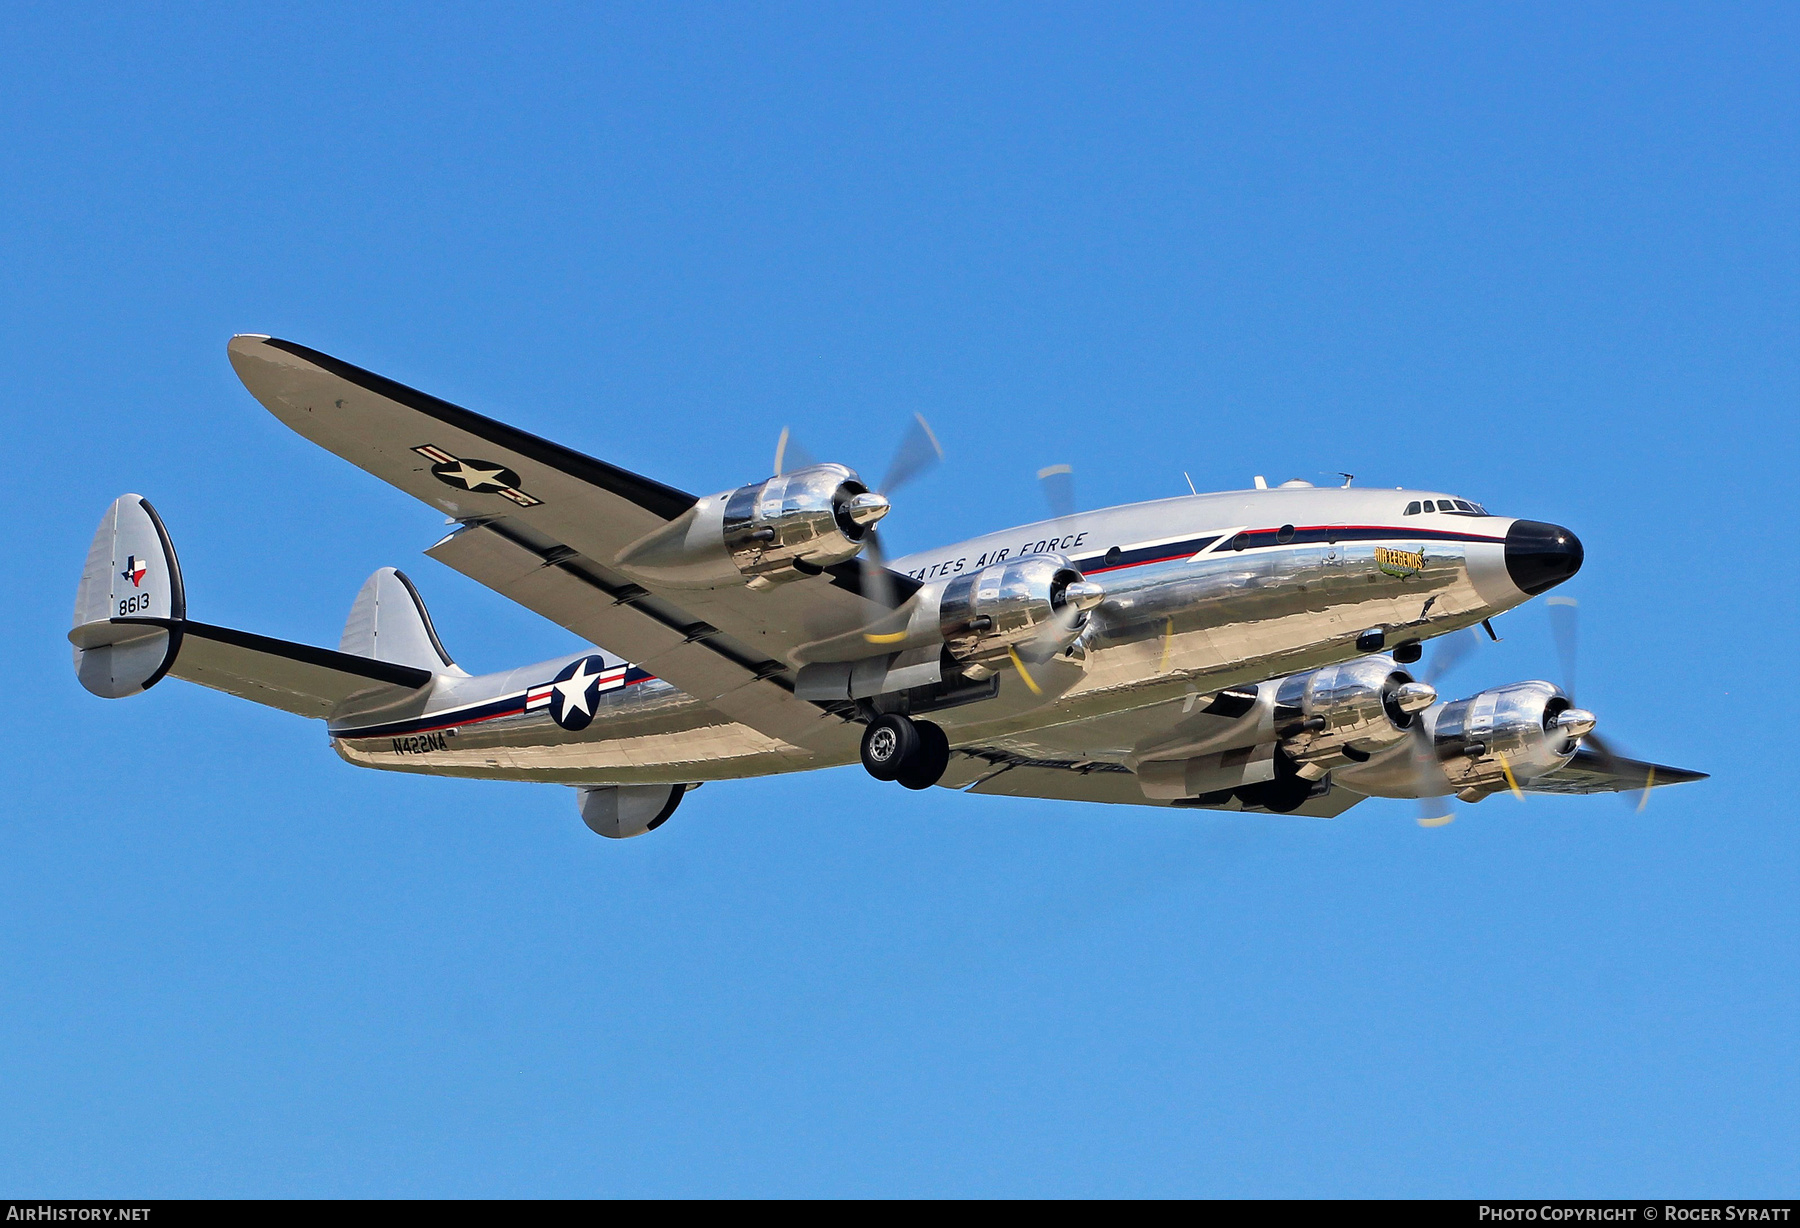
(71, 337), (1702, 837)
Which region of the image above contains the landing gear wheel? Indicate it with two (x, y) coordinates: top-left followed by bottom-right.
(897, 720), (951, 790)
(861, 713), (920, 782)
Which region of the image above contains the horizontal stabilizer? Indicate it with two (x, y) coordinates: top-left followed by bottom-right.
(73, 616), (432, 720)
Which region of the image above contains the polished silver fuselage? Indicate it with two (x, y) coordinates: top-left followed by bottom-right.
(330, 485), (1529, 783)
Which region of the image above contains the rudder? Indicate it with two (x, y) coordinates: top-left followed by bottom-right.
(340, 567), (465, 675)
(71, 495), (185, 697)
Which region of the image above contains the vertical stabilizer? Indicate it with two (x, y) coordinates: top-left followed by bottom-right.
(340, 568), (465, 675)
(71, 495), (185, 697)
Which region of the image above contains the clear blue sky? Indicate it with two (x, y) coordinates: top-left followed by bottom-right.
(3, 3), (1794, 1197)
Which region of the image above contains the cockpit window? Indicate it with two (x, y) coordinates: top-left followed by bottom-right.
(1409, 495), (1491, 516)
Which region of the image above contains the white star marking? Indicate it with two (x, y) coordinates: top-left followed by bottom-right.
(552, 660), (601, 718)
(444, 460), (508, 490)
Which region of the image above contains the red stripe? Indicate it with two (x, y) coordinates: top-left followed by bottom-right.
(1084, 550), (1198, 576)
(1309, 523), (1506, 541)
(1081, 525), (1505, 576)
(391, 705), (527, 737)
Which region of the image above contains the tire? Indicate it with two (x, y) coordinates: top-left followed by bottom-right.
(897, 720), (951, 790)
(861, 713), (920, 782)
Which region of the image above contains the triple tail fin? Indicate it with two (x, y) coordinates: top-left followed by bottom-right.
(71, 494), (437, 718)
(340, 568), (467, 676)
(70, 494), (185, 697)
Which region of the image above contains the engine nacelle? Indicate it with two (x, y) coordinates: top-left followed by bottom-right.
(1430, 680), (1594, 797)
(937, 553), (1105, 668)
(722, 464), (889, 587)
(1275, 657), (1437, 779)
(616, 463), (889, 590)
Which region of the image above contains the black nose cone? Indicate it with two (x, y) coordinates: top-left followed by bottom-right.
(1505, 520), (1584, 595)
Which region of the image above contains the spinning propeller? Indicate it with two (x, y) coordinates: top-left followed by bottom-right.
(979, 462), (1107, 690)
(1038, 464), (1077, 519)
(1402, 628), (1481, 828)
(1004, 571), (1106, 694)
(773, 415), (945, 643)
(1547, 596), (1654, 811)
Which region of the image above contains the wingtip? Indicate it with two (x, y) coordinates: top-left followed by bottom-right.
(227, 333), (274, 358)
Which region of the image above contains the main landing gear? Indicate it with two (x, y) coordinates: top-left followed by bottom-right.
(860, 713), (951, 790)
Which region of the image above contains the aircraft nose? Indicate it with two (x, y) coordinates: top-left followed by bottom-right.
(1505, 520), (1584, 595)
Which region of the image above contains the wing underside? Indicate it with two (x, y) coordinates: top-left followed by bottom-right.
(940, 738), (1705, 814)
(1522, 747), (1708, 795)
(938, 747), (1369, 818)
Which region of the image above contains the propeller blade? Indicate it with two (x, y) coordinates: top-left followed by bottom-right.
(881, 413), (944, 495)
(1543, 596), (1649, 810)
(773, 426), (818, 476)
(857, 528), (908, 644)
(1007, 645), (1044, 694)
(850, 415), (944, 643)
(1422, 627), (1480, 685)
(1586, 729), (1652, 812)
(1495, 753), (1526, 801)
(1406, 721), (1456, 827)
(1038, 464), (1076, 519)
(1580, 727), (1626, 778)
(769, 423), (908, 641)
(1016, 584), (1103, 664)
(1547, 595), (1579, 700)
(1008, 576), (1106, 690)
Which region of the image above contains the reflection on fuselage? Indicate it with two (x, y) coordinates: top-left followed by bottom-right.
(334, 488), (1536, 783)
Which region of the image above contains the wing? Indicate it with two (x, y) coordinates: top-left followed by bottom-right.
(227, 335), (887, 755)
(1523, 747), (1709, 795)
(939, 748), (1369, 818)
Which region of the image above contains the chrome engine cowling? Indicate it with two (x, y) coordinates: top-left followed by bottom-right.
(1429, 680), (1594, 796)
(615, 463), (889, 590)
(937, 553), (1104, 667)
(1274, 657), (1438, 780)
(721, 464), (887, 587)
